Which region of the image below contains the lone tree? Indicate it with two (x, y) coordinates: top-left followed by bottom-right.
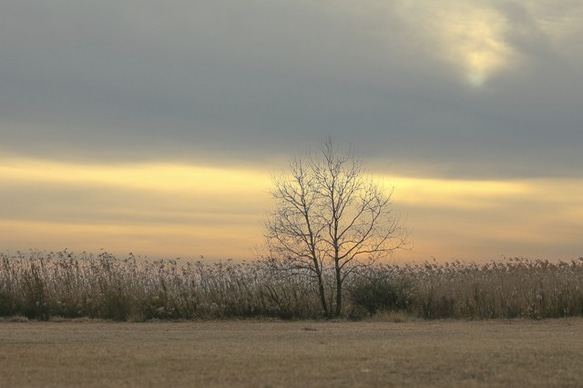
(263, 138), (406, 317)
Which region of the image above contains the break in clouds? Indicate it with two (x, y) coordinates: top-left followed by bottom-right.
(1, 0), (582, 178)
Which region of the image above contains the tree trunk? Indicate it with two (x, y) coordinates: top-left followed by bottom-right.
(335, 259), (342, 317)
(316, 272), (329, 317)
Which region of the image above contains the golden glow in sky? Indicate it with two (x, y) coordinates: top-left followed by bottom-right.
(1, 158), (581, 262)
(0, 159), (270, 193)
(1, 159), (271, 260)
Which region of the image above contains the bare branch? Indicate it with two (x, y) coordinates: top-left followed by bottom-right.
(262, 137), (407, 317)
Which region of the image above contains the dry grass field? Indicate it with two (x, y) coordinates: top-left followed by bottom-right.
(1, 319), (582, 387)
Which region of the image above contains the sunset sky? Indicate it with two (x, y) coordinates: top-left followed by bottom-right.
(1, 1), (582, 262)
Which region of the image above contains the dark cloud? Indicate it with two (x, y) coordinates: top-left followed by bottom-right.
(1, 1), (581, 178)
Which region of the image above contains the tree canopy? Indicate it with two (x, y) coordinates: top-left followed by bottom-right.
(263, 138), (407, 317)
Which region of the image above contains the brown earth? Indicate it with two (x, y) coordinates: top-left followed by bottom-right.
(1, 318), (582, 387)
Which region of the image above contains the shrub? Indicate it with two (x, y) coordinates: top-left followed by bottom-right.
(348, 267), (415, 316)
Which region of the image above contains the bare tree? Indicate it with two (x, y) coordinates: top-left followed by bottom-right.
(263, 138), (407, 317)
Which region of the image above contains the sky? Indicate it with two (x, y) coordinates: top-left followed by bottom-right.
(1, 0), (582, 262)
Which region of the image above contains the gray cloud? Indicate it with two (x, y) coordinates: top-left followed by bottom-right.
(1, 1), (581, 178)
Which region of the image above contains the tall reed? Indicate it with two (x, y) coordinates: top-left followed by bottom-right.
(1, 251), (582, 320)
(0, 250), (321, 321)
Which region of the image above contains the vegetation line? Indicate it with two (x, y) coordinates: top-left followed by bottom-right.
(1, 250), (583, 321)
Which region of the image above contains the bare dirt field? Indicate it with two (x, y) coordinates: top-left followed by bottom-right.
(1, 319), (582, 387)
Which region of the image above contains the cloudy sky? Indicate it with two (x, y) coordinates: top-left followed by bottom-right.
(1, 0), (582, 262)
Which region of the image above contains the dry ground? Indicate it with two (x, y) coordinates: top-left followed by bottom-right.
(1, 318), (582, 387)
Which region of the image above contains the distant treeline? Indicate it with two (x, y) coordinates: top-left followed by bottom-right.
(1, 251), (583, 321)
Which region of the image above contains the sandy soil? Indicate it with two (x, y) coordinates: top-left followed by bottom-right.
(1, 319), (582, 387)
